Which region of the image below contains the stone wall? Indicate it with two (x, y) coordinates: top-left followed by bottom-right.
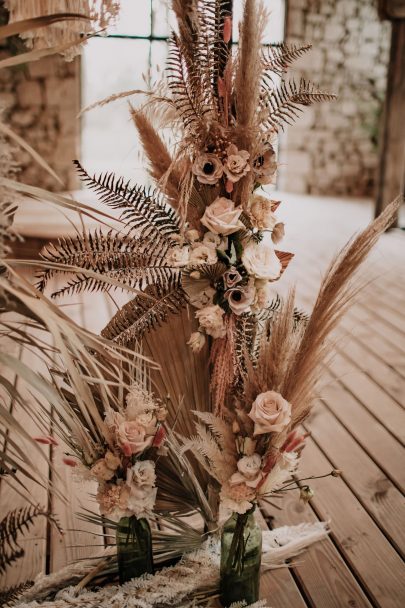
(278, 0), (391, 197)
(0, 46), (80, 192)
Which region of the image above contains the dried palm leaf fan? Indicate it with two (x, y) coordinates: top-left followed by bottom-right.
(4, 0), (120, 59)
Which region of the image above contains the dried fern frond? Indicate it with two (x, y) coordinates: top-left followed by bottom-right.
(167, 32), (211, 134)
(36, 229), (177, 298)
(193, 410), (235, 456)
(101, 284), (187, 346)
(261, 42), (312, 77)
(0, 505), (61, 575)
(261, 78), (337, 132)
(0, 581), (33, 607)
(73, 161), (180, 241)
(181, 421), (235, 484)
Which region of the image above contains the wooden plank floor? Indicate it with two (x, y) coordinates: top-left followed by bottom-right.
(1, 193), (405, 606)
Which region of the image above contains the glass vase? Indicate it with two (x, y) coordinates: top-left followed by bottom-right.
(220, 506), (262, 607)
(116, 515), (154, 584)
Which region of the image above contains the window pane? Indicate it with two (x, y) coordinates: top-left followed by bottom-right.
(82, 38), (150, 181)
(110, 0), (151, 37)
(152, 0), (171, 38)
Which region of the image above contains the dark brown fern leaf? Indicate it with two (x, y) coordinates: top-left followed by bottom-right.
(167, 32), (213, 133)
(0, 581), (33, 607)
(101, 284), (187, 346)
(261, 42), (312, 77)
(36, 229), (178, 298)
(0, 505), (61, 575)
(261, 78), (336, 131)
(73, 161), (180, 240)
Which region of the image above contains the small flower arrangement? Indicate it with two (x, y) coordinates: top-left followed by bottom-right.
(80, 384), (167, 520)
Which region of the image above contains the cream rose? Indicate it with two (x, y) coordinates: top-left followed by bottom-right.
(229, 454), (263, 489)
(195, 304), (226, 339)
(166, 246), (189, 267)
(117, 420), (153, 456)
(203, 231), (228, 250)
(127, 460), (156, 487)
(252, 279), (273, 311)
(104, 451), (121, 471)
(91, 459), (115, 481)
(127, 485), (157, 518)
(192, 153), (224, 185)
(201, 197), (244, 236)
(249, 196), (277, 230)
(224, 144), (250, 183)
(272, 222), (285, 244)
(223, 268), (242, 288)
(249, 390), (291, 435)
(242, 233), (282, 280)
(189, 244), (218, 265)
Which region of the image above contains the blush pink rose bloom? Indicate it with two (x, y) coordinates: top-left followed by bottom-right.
(117, 420), (153, 456)
(201, 197), (244, 236)
(224, 144), (250, 183)
(249, 390), (291, 435)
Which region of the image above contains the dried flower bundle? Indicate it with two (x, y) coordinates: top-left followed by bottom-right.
(5, 0), (401, 574)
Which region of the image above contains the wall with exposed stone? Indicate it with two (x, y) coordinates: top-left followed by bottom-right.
(0, 45), (80, 192)
(278, 0), (391, 197)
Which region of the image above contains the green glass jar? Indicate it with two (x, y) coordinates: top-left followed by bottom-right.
(116, 515), (154, 584)
(220, 506), (262, 607)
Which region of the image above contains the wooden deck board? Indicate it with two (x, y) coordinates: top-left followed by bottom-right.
(2, 194), (405, 605)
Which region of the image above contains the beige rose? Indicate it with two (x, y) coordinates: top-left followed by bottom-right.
(252, 146), (277, 185)
(242, 232), (282, 280)
(249, 390), (291, 435)
(195, 304), (226, 339)
(224, 284), (255, 315)
(91, 459), (115, 481)
(237, 454), (262, 479)
(185, 228), (200, 243)
(252, 279), (273, 311)
(117, 420), (153, 456)
(203, 231), (228, 250)
(190, 244), (218, 265)
(250, 196), (277, 230)
(192, 153), (223, 185)
(187, 331), (206, 353)
(127, 485), (157, 518)
(104, 451), (121, 471)
(272, 222), (285, 244)
(201, 197), (244, 236)
(166, 246), (189, 267)
(224, 144), (250, 183)
(127, 460), (156, 487)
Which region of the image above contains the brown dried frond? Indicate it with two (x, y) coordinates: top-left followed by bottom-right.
(130, 108), (182, 206)
(279, 197), (402, 434)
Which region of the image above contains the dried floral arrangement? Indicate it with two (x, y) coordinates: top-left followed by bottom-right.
(0, 1), (401, 607)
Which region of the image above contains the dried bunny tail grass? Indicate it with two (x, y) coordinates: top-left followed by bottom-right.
(130, 108), (181, 205)
(280, 196), (402, 433)
(234, 0), (267, 148)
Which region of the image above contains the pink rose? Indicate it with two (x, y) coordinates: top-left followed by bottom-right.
(224, 144), (250, 183)
(117, 420), (153, 456)
(249, 390), (291, 435)
(201, 197), (244, 236)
